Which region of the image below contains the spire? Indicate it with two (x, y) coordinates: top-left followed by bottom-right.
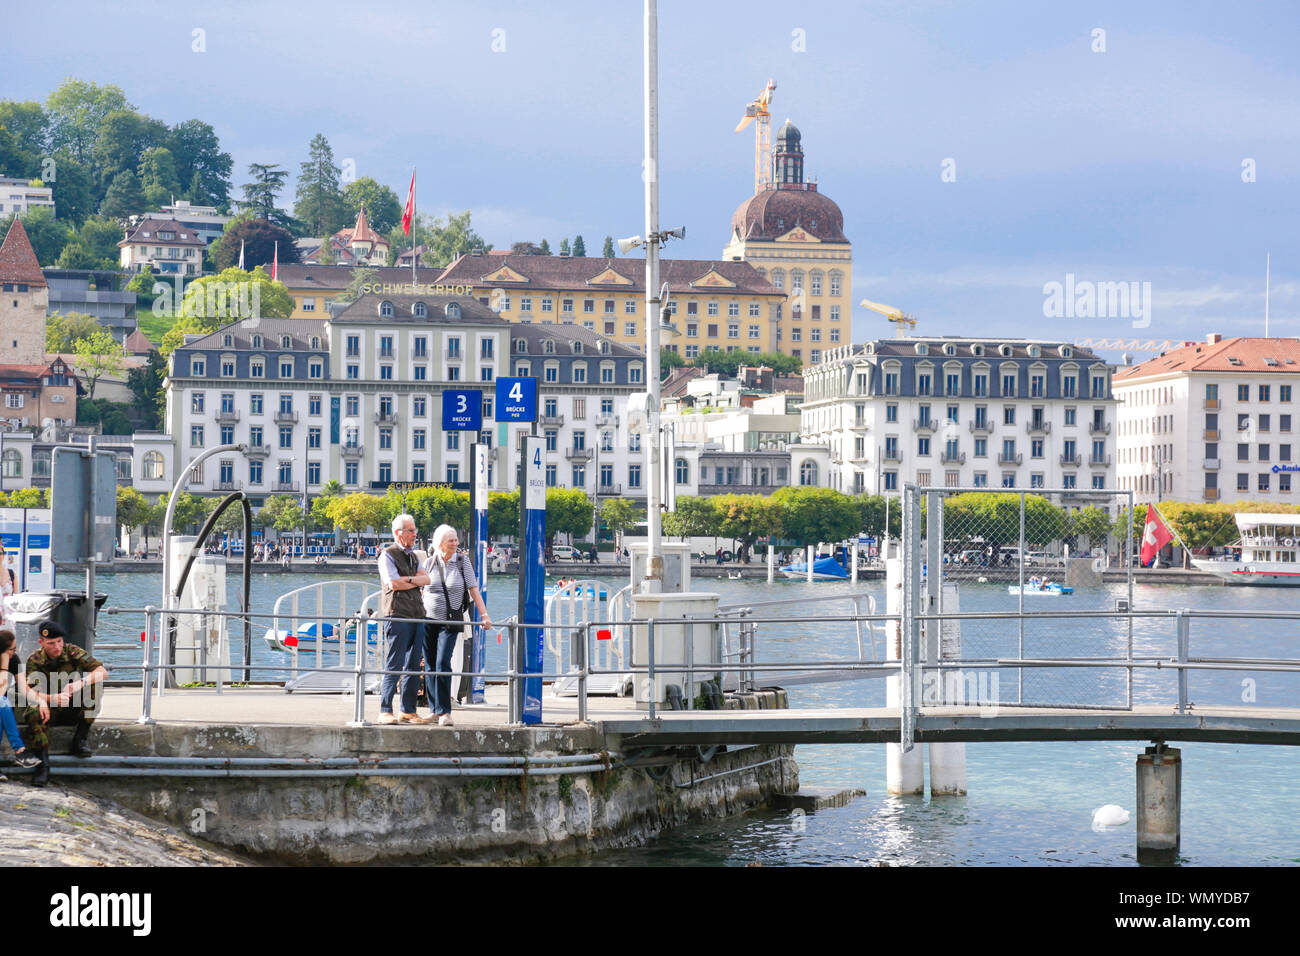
(772, 118), (804, 185)
(0, 217), (48, 287)
(351, 205), (380, 244)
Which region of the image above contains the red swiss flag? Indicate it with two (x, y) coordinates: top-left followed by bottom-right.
(402, 169), (416, 236)
(1140, 506), (1174, 567)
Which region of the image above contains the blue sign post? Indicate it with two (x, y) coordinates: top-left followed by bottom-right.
(495, 377), (538, 422)
(519, 435), (546, 724)
(469, 443), (489, 704)
(442, 389), (483, 431)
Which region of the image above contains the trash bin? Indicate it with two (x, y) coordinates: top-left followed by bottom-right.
(5, 590), (108, 660)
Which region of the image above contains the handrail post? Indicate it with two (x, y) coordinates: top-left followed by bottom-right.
(348, 613), (367, 727)
(1176, 609), (1190, 714)
(647, 618), (657, 720)
(577, 622), (589, 723)
(137, 606), (156, 725)
(507, 621), (519, 725)
(686, 617), (694, 710)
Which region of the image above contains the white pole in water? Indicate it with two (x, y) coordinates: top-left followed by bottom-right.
(806, 544), (814, 583)
(851, 542), (859, 583)
(929, 581), (967, 795)
(766, 538), (775, 584)
(886, 556), (924, 794)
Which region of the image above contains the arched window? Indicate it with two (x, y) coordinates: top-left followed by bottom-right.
(280, 335), (292, 348)
(250, 334), (262, 349)
(572, 340), (583, 354)
(143, 451), (165, 480)
(310, 336), (321, 349)
(445, 302), (461, 320)
(799, 460), (818, 486)
(2, 449), (23, 479)
(600, 340), (610, 354)
(675, 458), (689, 485)
(222, 334), (234, 347)
(32, 450), (51, 479)
(515, 339), (528, 353)
(543, 340), (555, 354)
(413, 301), (427, 318)
(115, 454), (132, 480)
(809, 270), (823, 296)
(379, 300), (394, 318)
(770, 268), (785, 291)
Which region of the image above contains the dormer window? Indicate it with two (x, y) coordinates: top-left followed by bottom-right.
(543, 340), (555, 354)
(379, 300), (394, 318)
(999, 344), (1012, 357)
(223, 334), (234, 347)
(600, 340), (610, 355)
(915, 343), (928, 355)
(281, 335), (292, 348)
(572, 341), (583, 354)
(515, 339), (528, 354)
(1060, 345), (1072, 358)
(310, 336), (321, 349)
(251, 334), (262, 349)
(944, 344), (956, 356)
(971, 344), (984, 356)
(445, 302), (461, 320)
(1028, 344), (1041, 358)
(413, 301), (427, 318)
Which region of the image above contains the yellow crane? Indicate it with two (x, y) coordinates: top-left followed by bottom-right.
(860, 298), (918, 336)
(735, 78), (777, 194)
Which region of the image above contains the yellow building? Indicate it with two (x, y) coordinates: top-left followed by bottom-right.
(722, 119), (852, 366)
(434, 253), (785, 358)
(273, 264), (449, 318)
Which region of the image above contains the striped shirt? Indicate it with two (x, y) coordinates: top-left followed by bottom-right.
(421, 551), (479, 622)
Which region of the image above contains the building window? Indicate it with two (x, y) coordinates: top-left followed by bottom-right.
(190, 357), (206, 377)
(279, 360), (293, 377)
(249, 460), (263, 485)
(190, 425), (204, 447)
(675, 458), (689, 484)
(279, 426), (292, 448)
(345, 462), (359, 485)
(308, 427), (321, 449)
(799, 460), (818, 486)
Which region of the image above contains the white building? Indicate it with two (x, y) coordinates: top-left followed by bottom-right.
(1114, 333), (1300, 504)
(0, 177), (55, 218)
(153, 201), (232, 248)
(119, 218), (205, 276)
(801, 338), (1118, 494)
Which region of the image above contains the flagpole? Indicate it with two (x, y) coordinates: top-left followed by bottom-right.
(410, 167), (417, 290)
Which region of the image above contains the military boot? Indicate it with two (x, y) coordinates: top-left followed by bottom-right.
(31, 748), (49, 787)
(70, 721), (93, 758)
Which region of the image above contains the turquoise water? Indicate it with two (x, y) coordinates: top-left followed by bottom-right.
(84, 569), (1300, 866)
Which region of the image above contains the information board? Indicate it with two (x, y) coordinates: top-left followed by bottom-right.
(442, 389), (483, 431)
(495, 377), (538, 422)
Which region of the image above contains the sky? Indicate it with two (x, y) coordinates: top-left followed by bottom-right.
(7, 0), (1300, 361)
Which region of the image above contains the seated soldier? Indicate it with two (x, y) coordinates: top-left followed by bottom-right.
(22, 620), (107, 787)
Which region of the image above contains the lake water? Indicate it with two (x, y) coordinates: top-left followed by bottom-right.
(84, 567), (1300, 866)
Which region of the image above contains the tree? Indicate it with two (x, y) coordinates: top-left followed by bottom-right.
(126, 350), (165, 429)
(400, 210), (487, 268)
(99, 169), (146, 219)
(91, 109), (167, 194)
(167, 119), (233, 209)
(341, 177), (401, 234)
(46, 311), (102, 352)
(116, 485), (152, 543)
(326, 493), (387, 536)
(599, 498), (641, 543)
(510, 241), (543, 255)
(159, 490), (208, 533)
(771, 487), (861, 547)
(294, 134), (345, 237)
(0, 101), (47, 179)
(853, 494), (899, 540)
(693, 347), (746, 377)
(137, 145), (180, 208)
(239, 162), (292, 227)
(660, 348), (685, 372)
(71, 330), (125, 400)
(46, 153), (96, 226)
(384, 486), (470, 538)
(487, 491), (520, 540)
(1159, 501), (1238, 552)
(257, 495), (304, 534)
(54, 238), (99, 270)
(602, 236), (615, 257)
(45, 79), (132, 163)
(212, 218), (299, 271)
(715, 494), (783, 556)
(750, 351), (803, 375)
(309, 480), (346, 532)
(559, 238), (570, 256)
(0, 208), (69, 266)
(69, 215), (123, 268)
(335, 267), (380, 306)
(572, 235), (586, 257)
(538, 239), (551, 255)
(661, 496), (719, 539)
(7, 489), (47, 509)
(1066, 505), (1112, 551)
(177, 266), (294, 323)
(545, 488), (594, 543)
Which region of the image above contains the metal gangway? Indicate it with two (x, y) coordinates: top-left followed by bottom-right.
(548, 579), (633, 697)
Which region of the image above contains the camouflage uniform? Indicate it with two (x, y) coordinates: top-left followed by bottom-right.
(22, 644), (104, 750)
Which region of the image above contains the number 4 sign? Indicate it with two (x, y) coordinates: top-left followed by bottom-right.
(495, 376), (537, 422)
(441, 389), (483, 431)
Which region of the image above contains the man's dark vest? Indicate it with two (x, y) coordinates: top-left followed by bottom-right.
(380, 545), (425, 621)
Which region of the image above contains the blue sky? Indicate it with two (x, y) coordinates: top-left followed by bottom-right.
(8, 1), (1300, 358)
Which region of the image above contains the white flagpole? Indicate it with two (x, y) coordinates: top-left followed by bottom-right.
(411, 167), (417, 290)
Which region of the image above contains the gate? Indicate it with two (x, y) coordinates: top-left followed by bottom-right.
(899, 484), (1137, 736)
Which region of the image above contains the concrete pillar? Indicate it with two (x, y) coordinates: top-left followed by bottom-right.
(1136, 745), (1181, 864)
(885, 557), (924, 794)
(851, 542), (859, 583)
(766, 540), (775, 584)
(806, 545), (814, 583)
(929, 581), (966, 795)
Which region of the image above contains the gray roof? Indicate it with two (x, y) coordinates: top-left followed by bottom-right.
(510, 321), (641, 358)
(180, 318), (327, 351)
(865, 338), (1101, 361)
(331, 292), (505, 325)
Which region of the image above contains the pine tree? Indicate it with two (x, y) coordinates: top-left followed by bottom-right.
(572, 234), (586, 257)
(99, 170), (146, 219)
(539, 238), (551, 255)
(602, 235), (615, 257)
(559, 238), (570, 256)
(294, 134), (345, 238)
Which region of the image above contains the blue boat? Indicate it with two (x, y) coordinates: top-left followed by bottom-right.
(1008, 582), (1074, 595)
(779, 556), (850, 581)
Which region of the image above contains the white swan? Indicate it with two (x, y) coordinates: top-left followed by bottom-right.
(1091, 804), (1131, 830)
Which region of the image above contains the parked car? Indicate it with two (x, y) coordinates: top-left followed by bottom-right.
(551, 545), (581, 561)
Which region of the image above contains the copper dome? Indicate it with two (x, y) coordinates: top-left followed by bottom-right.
(730, 186), (847, 243)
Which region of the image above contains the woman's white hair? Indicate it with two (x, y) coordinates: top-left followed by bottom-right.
(430, 524), (459, 552)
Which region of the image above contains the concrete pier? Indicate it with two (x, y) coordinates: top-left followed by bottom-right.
(885, 557), (923, 794)
(1136, 744), (1181, 864)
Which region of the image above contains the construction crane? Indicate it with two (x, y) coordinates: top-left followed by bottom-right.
(1074, 338), (1191, 353)
(861, 298), (918, 337)
(735, 78), (777, 194)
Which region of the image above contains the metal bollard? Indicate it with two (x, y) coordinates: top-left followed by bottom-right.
(507, 621), (519, 725)
(138, 607), (156, 725)
(577, 622), (589, 723)
(1176, 610), (1190, 714)
(647, 618), (656, 720)
(349, 614), (367, 727)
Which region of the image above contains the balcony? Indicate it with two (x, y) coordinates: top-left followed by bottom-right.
(597, 482), (622, 495)
(214, 479), (242, 492)
(1025, 421), (1051, 435)
(881, 450), (902, 463)
(1204, 398), (1220, 411)
(373, 411), (399, 425)
(1059, 453), (1081, 466)
(596, 414), (619, 428)
(912, 417), (939, 433)
(215, 409), (240, 423)
(1088, 422), (1111, 436)
(272, 481), (300, 493)
(1089, 454), (1112, 467)
(850, 419), (870, 431)
(1203, 458), (1220, 469)
(1204, 487), (1221, 500)
(445, 348), (463, 361)
(940, 451), (966, 465)
(565, 447), (593, 461)
(245, 444), (270, 458)
(997, 453), (1023, 466)
(968, 420), (993, 435)
(341, 444), (365, 459)
(274, 410), (299, 424)
(1203, 429), (1220, 441)
(849, 453), (871, 464)
(541, 414), (564, 427)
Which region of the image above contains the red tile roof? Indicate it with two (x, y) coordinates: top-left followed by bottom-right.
(124, 328), (155, 354)
(1115, 336), (1300, 381)
(0, 218), (47, 287)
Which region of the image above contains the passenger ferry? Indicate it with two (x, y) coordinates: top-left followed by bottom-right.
(1191, 513), (1300, 586)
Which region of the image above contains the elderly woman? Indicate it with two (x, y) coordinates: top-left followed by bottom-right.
(421, 524), (490, 726)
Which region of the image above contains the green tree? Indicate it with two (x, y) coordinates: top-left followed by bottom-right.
(294, 134), (345, 237)
(660, 347), (685, 373)
(309, 480), (346, 532)
(599, 498), (640, 543)
(750, 351), (803, 375)
(693, 347), (746, 376)
(45, 79), (132, 163)
(384, 486), (470, 538)
(159, 490), (208, 533)
(1065, 505), (1112, 551)
(510, 241), (543, 255)
(545, 488), (593, 543)
(386, 210), (487, 269)
(116, 485), (152, 541)
(0, 208), (69, 266)
(538, 239), (551, 255)
(167, 119), (233, 209)
(91, 109), (167, 193)
(602, 235), (615, 257)
(256, 495), (305, 535)
(326, 492), (387, 536)
(715, 494), (783, 555)
(559, 238), (570, 256)
(126, 350), (165, 429)
(572, 235), (586, 257)
(487, 491), (520, 540)
(177, 266), (294, 323)
(335, 266), (380, 305)
(46, 152), (96, 226)
(71, 329), (125, 400)
(239, 162), (292, 227)
(852, 494), (899, 540)
(53, 238), (98, 269)
(661, 496), (719, 539)
(211, 218), (299, 271)
(771, 488), (861, 547)
(137, 145), (180, 208)
(99, 169), (145, 219)
(46, 311), (102, 352)
(341, 177), (401, 234)
(0, 101), (47, 179)
(7, 488), (48, 508)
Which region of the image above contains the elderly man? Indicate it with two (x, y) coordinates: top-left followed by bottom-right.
(377, 513), (431, 724)
(22, 620), (107, 787)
